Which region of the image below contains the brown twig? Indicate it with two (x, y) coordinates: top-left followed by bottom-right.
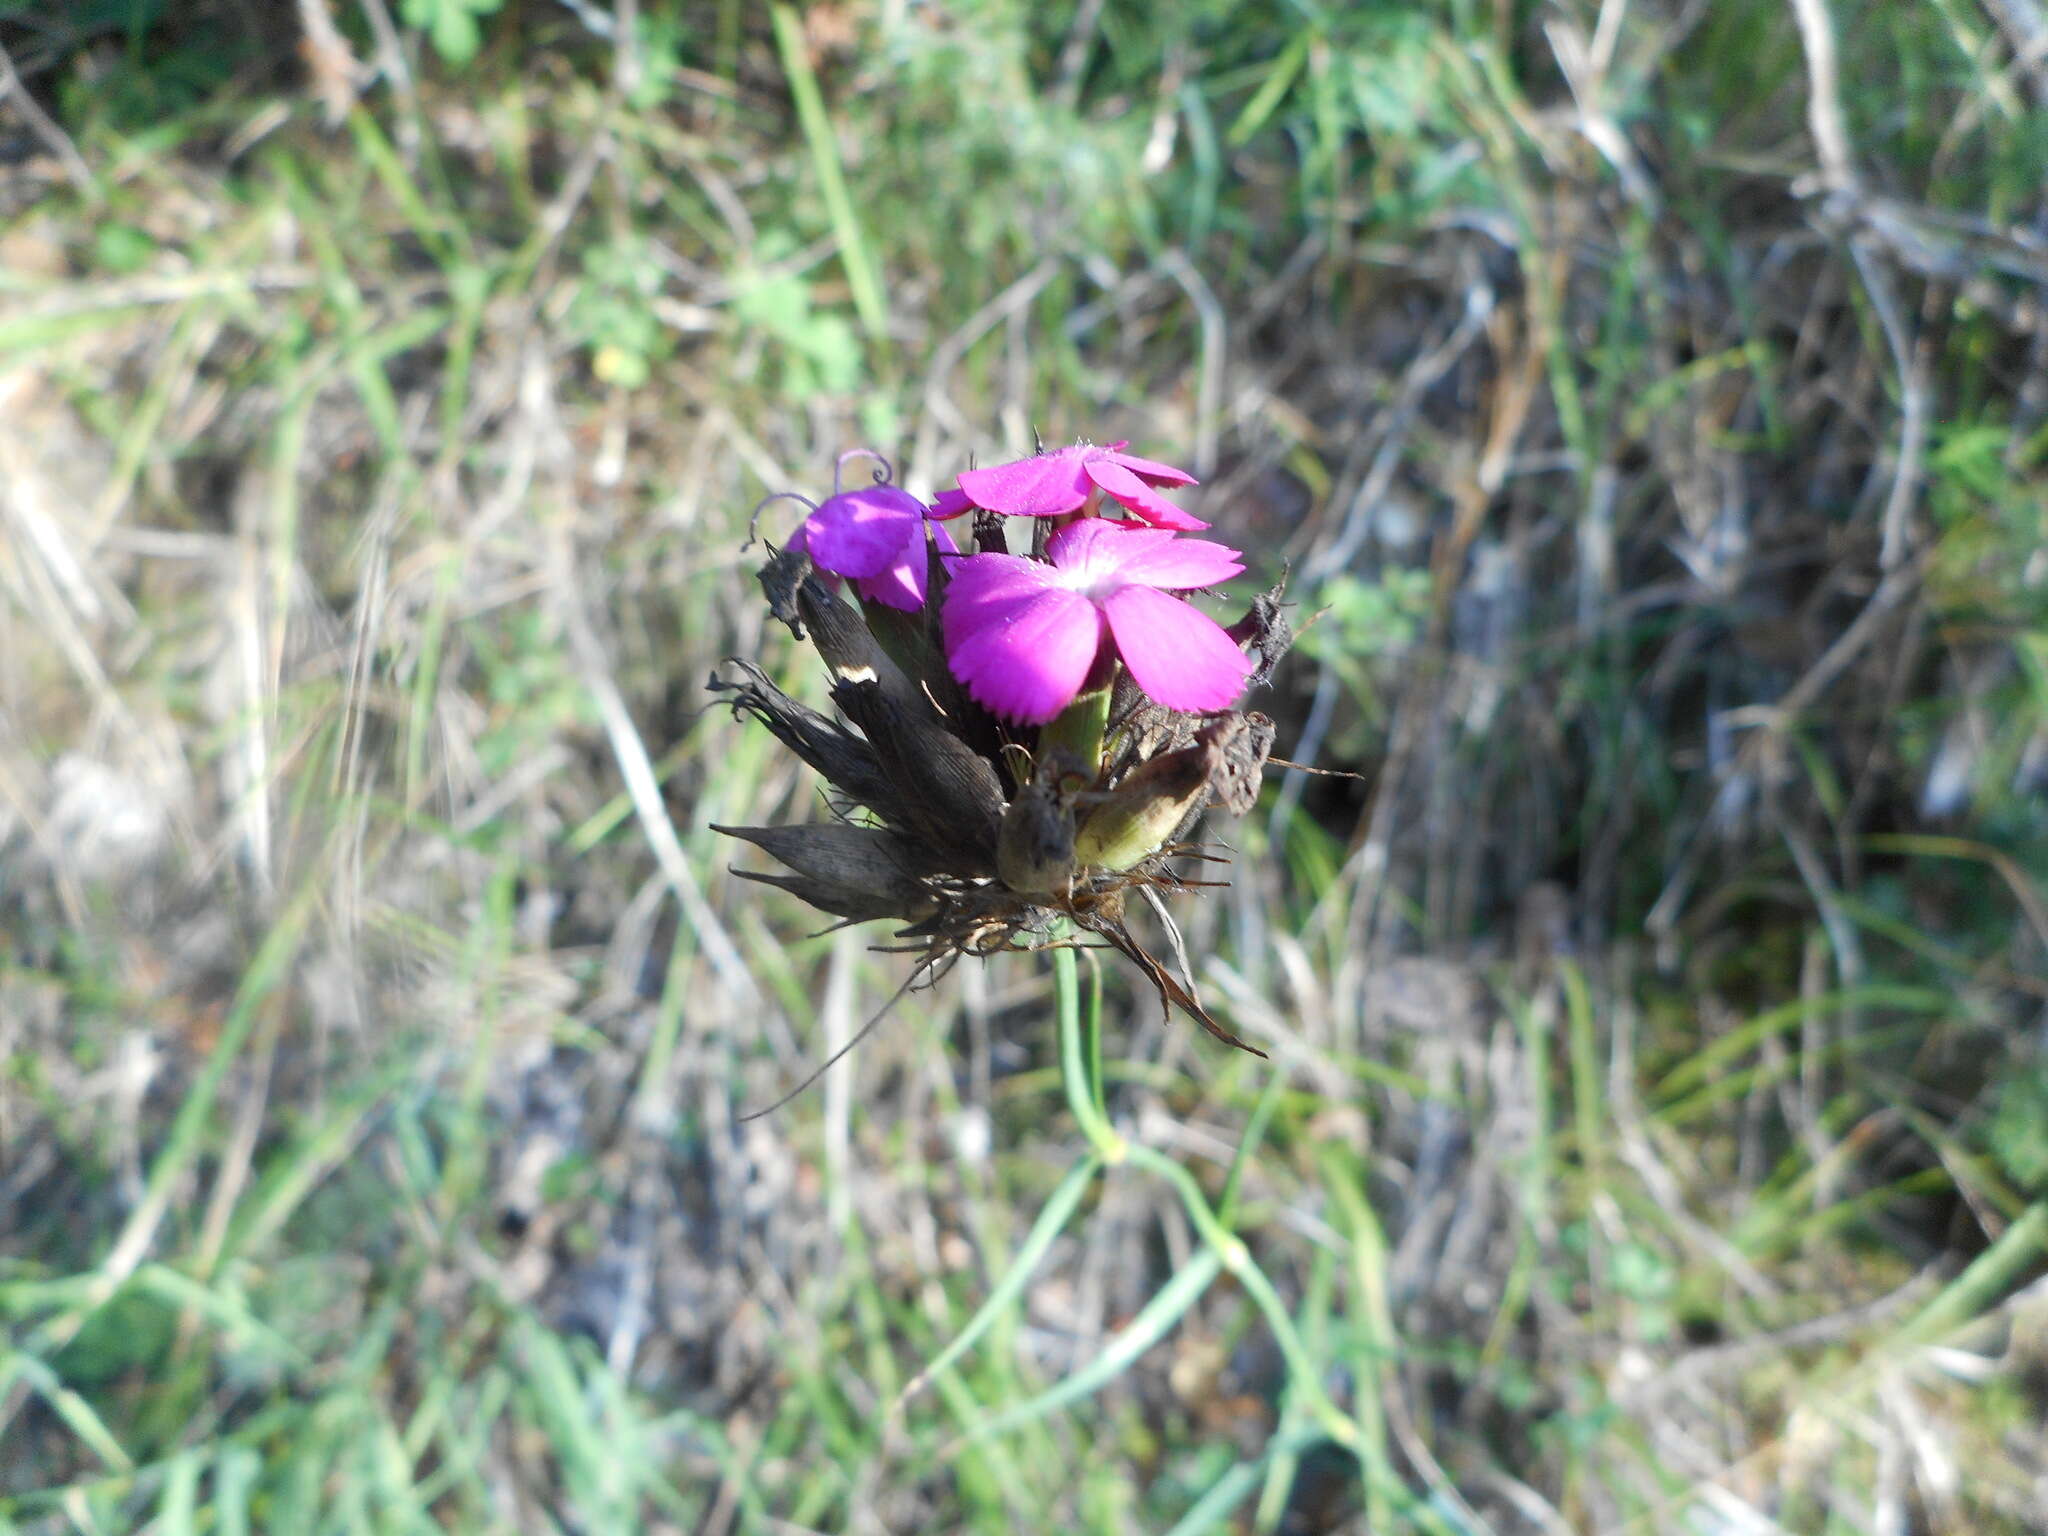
(0, 40), (94, 197)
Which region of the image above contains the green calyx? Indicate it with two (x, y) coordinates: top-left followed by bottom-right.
(1036, 684), (1112, 780)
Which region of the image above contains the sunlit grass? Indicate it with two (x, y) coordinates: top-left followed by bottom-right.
(1, 0), (2044, 1532)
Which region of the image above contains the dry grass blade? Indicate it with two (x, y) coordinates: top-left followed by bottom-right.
(549, 525), (762, 1011)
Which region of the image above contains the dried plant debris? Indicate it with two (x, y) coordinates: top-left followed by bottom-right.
(712, 444), (1288, 1055)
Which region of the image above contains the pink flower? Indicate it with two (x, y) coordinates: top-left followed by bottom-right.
(936, 442), (1207, 530)
(942, 519), (1251, 724)
(787, 484), (954, 612)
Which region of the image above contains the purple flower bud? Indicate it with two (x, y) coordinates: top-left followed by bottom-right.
(788, 484), (956, 612)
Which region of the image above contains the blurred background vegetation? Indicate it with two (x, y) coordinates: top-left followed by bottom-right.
(1, 0), (2045, 1530)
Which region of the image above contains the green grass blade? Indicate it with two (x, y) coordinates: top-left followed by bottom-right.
(1895, 1200), (2048, 1350)
(1166, 1422), (1329, 1536)
(958, 1245), (1224, 1445)
(1218, 1061), (1288, 1228)
(893, 1152), (1103, 1414)
(157, 1449), (200, 1536)
(1652, 986), (1952, 1102)
(770, 3), (889, 347)
(1228, 32), (1310, 147)
(128, 1264), (306, 1369)
(214, 1444), (259, 1536)
(1, 1349), (133, 1475)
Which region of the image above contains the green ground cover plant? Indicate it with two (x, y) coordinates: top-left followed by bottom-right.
(1, 0), (2044, 1530)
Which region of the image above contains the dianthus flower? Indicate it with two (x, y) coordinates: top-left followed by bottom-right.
(931, 441), (1207, 530)
(714, 445), (1293, 1066)
(942, 518), (1252, 724)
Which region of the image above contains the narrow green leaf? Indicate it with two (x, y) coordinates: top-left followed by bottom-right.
(1226, 33), (1310, 147)
(1652, 986), (1952, 1102)
(1, 1349), (133, 1473)
(157, 1450), (201, 1536)
(961, 1246), (1224, 1445)
(770, 4), (889, 347)
(895, 1153), (1102, 1413)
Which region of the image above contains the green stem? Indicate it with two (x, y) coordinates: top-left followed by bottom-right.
(1053, 940), (1123, 1162)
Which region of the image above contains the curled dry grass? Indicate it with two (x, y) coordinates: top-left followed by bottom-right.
(1, 1), (2046, 1531)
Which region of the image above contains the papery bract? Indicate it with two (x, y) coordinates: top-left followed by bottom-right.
(941, 519), (1251, 724)
(787, 484), (952, 611)
(938, 442), (1207, 530)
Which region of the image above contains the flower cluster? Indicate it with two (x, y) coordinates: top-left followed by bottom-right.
(713, 440), (1291, 1053)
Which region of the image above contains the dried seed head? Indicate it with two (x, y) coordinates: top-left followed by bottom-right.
(996, 750), (1085, 897)
(1077, 712), (1277, 870)
(1074, 734), (1218, 872)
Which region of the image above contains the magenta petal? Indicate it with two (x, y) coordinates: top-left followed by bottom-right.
(941, 552), (1060, 647)
(956, 450), (1091, 517)
(1042, 516), (1169, 580)
(853, 541), (926, 611)
(802, 486), (926, 578)
(946, 587), (1104, 724)
(856, 520), (957, 611)
(1102, 585), (1252, 713)
(1083, 459), (1209, 530)
(930, 487), (975, 519)
(1105, 534), (1244, 591)
(854, 566), (922, 611)
(1110, 449), (1198, 489)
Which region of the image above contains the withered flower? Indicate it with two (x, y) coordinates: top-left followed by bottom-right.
(711, 446), (1292, 1058)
